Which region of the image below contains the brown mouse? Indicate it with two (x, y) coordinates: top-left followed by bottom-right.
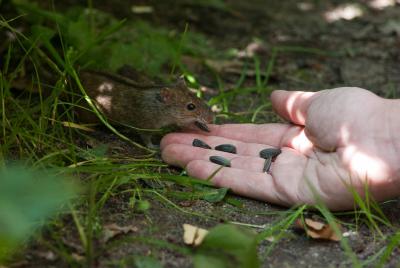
(77, 70), (214, 147)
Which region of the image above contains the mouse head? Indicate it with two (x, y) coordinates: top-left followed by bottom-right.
(156, 77), (214, 131)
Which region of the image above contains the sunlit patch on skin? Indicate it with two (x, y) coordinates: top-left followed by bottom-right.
(98, 82), (114, 93)
(286, 92), (314, 123)
(95, 95), (112, 112)
(343, 145), (389, 182)
(324, 4), (363, 22)
(291, 129), (313, 152)
(340, 125), (351, 145)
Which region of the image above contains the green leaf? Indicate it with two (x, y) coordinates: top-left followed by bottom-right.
(0, 165), (78, 262)
(194, 254), (226, 267)
(12, 0), (68, 26)
(30, 25), (56, 44)
(107, 21), (178, 75)
(165, 186), (228, 203)
(225, 197), (244, 208)
(136, 200), (151, 212)
(66, 14), (95, 49)
(77, 144), (109, 161)
(194, 224), (259, 268)
(201, 187), (228, 203)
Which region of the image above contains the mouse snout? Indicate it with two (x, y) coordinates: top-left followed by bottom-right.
(193, 110), (214, 132)
(200, 108), (214, 124)
(203, 114), (213, 125)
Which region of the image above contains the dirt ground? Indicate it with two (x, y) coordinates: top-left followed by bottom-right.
(6, 0), (400, 267)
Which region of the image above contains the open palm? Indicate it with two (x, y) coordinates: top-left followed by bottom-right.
(161, 88), (400, 210)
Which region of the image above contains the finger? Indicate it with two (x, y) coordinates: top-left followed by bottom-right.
(161, 133), (281, 157)
(162, 123), (293, 148)
(270, 90), (317, 125)
(207, 123), (291, 146)
(162, 143), (267, 172)
(186, 160), (289, 206)
(161, 126), (315, 156)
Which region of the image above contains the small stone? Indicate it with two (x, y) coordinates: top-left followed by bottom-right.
(215, 144), (237, 154)
(259, 148), (281, 159)
(209, 156), (231, 167)
(192, 139), (211, 149)
(263, 157), (272, 173)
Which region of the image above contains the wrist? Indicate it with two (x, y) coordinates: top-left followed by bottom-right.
(385, 98), (400, 161)
(381, 98), (400, 195)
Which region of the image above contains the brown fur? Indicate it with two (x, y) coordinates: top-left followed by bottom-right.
(77, 70), (214, 134)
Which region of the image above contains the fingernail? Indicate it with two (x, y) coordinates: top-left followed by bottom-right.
(263, 157), (272, 173)
(192, 139), (212, 149)
(215, 144), (237, 154)
(209, 156), (231, 167)
(259, 148), (281, 159)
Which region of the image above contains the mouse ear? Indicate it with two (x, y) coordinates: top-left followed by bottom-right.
(175, 75), (187, 89)
(156, 87), (175, 103)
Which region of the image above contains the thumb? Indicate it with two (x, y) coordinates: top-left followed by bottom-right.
(270, 90), (317, 125)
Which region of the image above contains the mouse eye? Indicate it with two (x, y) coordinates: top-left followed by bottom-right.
(186, 103), (196, 111)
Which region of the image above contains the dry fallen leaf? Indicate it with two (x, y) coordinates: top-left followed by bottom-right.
(205, 59), (249, 75)
(71, 253), (85, 262)
(183, 224), (209, 246)
(236, 41), (268, 58)
(36, 250), (57, 261)
(102, 223), (139, 243)
(264, 236), (275, 242)
(131, 6), (154, 14)
(295, 218), (341, 241)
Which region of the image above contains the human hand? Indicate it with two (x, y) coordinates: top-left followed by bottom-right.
(160, 87), (400, 210)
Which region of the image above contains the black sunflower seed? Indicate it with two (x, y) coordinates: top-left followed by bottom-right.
(194, 121), (210, 132)
(192, 139), (212, 149)
(259, 148), (281, 159)
(209, 156), (231, 167)
(215, 144), (237, 154)
(262, 157), (272, 173)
